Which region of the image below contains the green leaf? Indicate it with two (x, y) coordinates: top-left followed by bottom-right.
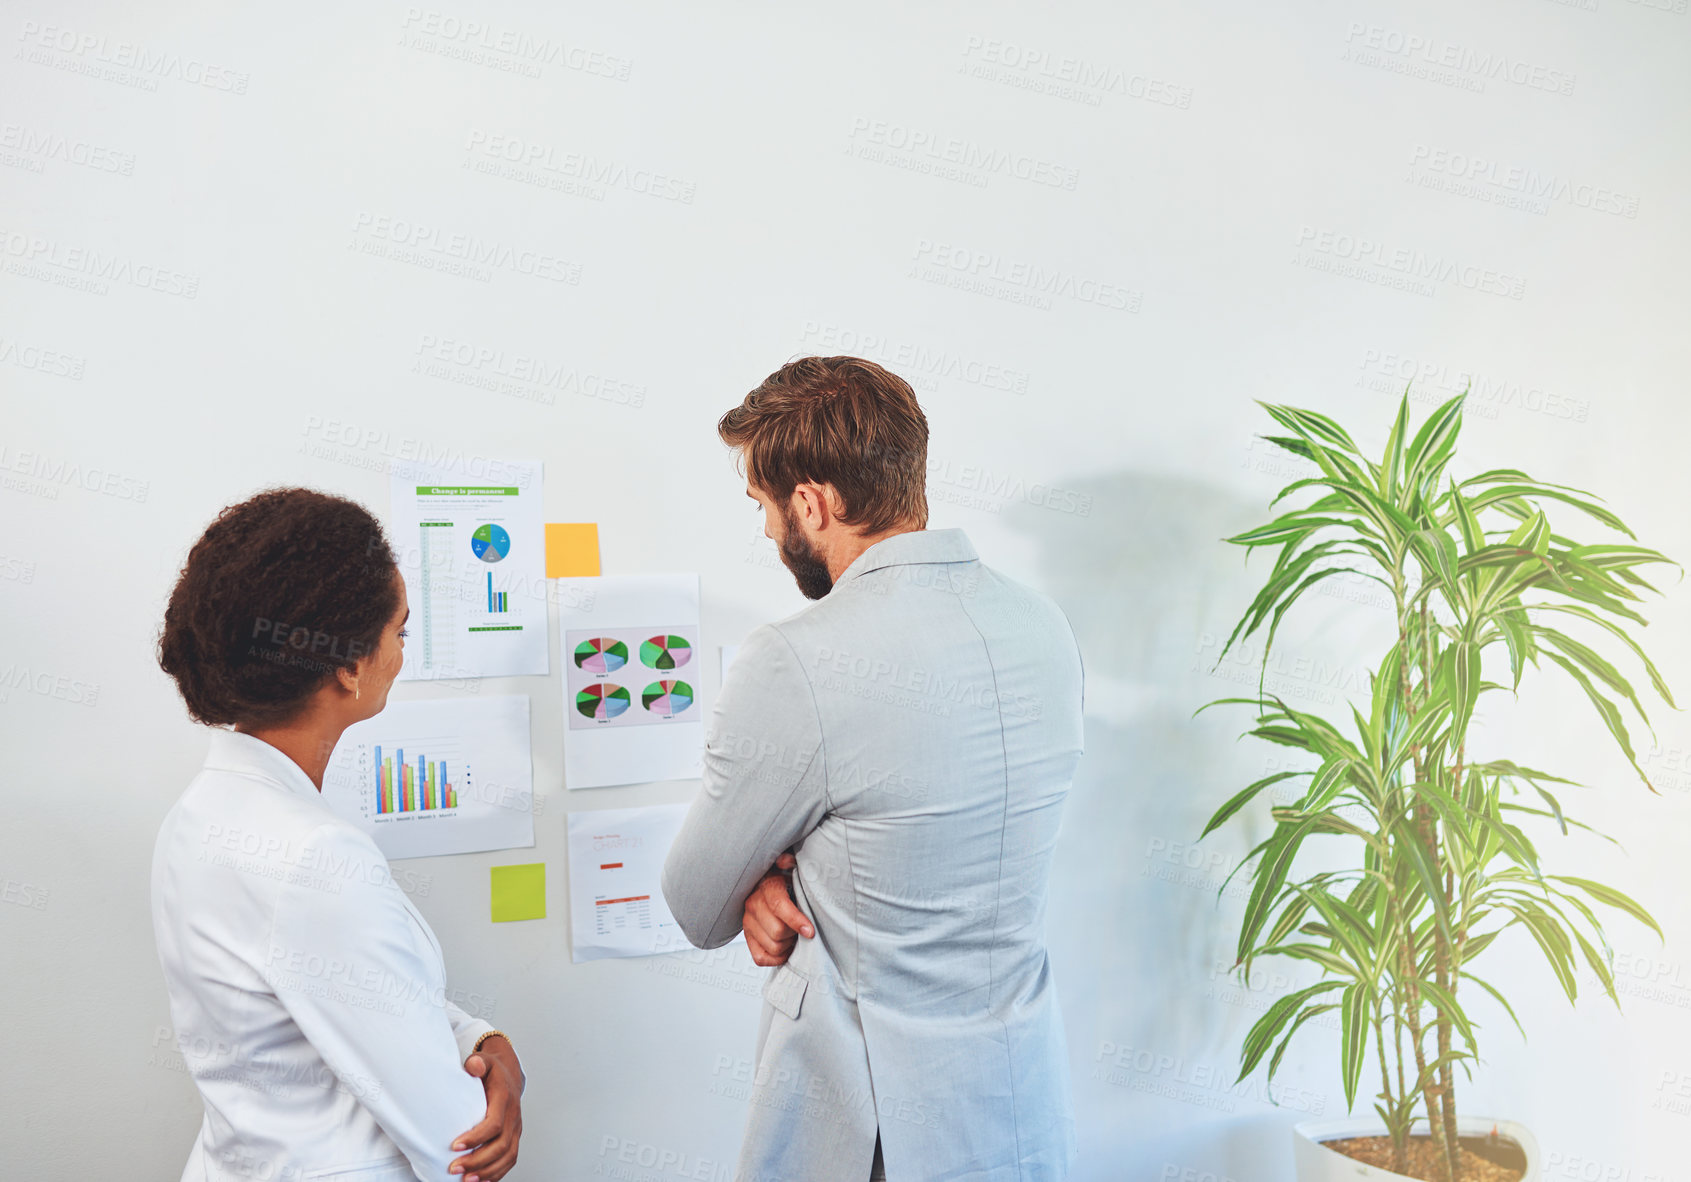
(1258, 566), (1369, 696)
(1407, 776), (1480, 861)
(1450, 640), (1481, 741)
(1394, 813), (1455, 951)
(1563, 544), (1679, 585)
(1496, 802), (1614, 843)
(1462, 930), (1502, 960)
(1532, 625), (1655, 734)
(1547, 876), (1664, 940)
(1269, 473), (1418, 543)
(1218, 832), (1278, 903)
(1267, 1002), (1342, 1088)
(1262, 891), (1316, 950)
(1453, 543), (1562, 584)
(1460, 969), (1526, 1040)
(1192, 696), (1279, 718)
(1470, 760), (1581, 788)
(1238, 817), (1322, 965)
(1201, 771), (1309, 840)
(1462, 481), (1634, 538)
(1259, 433), (1317, 461)
(1227, 515), (1359, 548)
(1407, 526), (1460, 592)
(1300, 758), (1365, 816)
(1260, 942), (1358, 977)
(1414, 977), (1477, 1052)
(1403, 395), (1466, 494)
(1513, 902), (1579, 1003)
(1493, 611), (1530, 691)
(1216, 541), (1360, 672)
(1447, 479), (1485, 555)
(1380, 391), (1412, 500)
(1540, 652), (1651, 790)
(1340, 982), (1373, 1111)
(1238, 980), (1346, 1079)
(1530, 785), (1567, 836)
(1567, 921), (1619, 1009)
(1293, 885), (1377, 974)
(1259, 402), (1362, 455)
(1532, 601), (1676, 711)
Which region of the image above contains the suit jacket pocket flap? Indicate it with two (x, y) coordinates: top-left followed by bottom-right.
(761, 964), (808, 1020)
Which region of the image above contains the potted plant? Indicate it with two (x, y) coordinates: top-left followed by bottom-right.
(1198, 391), (1674, 1181)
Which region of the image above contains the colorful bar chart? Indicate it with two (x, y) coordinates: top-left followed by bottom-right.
(486, 571), (508, 613)
(373, 743), (461, 814)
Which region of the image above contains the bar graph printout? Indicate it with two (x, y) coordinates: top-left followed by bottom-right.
(566, 802), (690, 962)
(323, 695), (535, 860)
(390, 458), (548, 680)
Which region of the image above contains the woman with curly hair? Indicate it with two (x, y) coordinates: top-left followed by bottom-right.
(152, 487), (523, 1182)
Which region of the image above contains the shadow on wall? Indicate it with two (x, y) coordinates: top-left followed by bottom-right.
(1000, 470), (1316, 1180)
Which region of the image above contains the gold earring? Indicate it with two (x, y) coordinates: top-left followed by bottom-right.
(355, 684), (361, 701)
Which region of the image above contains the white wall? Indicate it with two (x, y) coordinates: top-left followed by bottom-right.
(4, 2), (1690, 1179)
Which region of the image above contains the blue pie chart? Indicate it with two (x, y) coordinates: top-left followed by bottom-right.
(471, 523), (510, 563)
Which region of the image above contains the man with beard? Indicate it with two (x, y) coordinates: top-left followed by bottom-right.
(662, 355), (1085, 1182)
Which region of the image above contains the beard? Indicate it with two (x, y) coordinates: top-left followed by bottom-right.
(777, 502), (835, 600)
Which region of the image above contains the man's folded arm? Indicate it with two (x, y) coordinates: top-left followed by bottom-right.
(662, 623), (826, 949)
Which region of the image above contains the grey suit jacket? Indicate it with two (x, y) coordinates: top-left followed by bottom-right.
(662, 527), (1085, 1182)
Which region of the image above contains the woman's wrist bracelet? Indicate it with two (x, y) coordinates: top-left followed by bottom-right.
(474, 1029), (513, 1055)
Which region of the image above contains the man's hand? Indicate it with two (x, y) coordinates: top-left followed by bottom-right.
(450, 1035), (524, 1181)
(743, 853), (814, 967)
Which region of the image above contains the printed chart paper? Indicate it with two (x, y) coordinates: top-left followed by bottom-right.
(557, 574), (703, 789)
(567, 802), (690, 962)
(390, 458), (548, 680)
(322, 695), (535, 860)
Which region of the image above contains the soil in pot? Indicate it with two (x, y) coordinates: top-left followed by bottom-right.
(1321, 1131), (1529, 1182)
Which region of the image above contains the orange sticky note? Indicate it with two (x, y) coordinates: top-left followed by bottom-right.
(546, 523), (601, 577)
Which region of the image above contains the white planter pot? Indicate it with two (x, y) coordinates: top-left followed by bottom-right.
(1293, 1116), (1540, 1181)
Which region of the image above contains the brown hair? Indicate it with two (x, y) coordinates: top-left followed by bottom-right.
(718, 356), (929, 534)
(157, 487), (399, 728)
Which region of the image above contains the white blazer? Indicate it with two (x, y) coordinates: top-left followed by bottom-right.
(151, 729), (501, 1182)
(663, 528), (1085, 1181)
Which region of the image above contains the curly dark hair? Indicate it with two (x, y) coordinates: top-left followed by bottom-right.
(158, 487), (400, 728)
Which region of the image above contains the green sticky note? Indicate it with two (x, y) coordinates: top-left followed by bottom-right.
(490, 863), (546, 922)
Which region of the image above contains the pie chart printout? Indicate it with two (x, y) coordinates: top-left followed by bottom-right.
(471, 523), (511, 563)
(577, 683), (632, 722)
(562, 621), (701, 734)
(558, 581), (703, 786)
(640, 634), (693, 670)
(641, 679), (694, 717)
(574, 637), (629, 675)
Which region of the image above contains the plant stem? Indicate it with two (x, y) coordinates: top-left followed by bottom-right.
(1394, 1003), (1408, 1127)
(1434, 746), (1469, 1174)
(1377, 1012), (1407, 1176)
(1418, 594), (1463, 1182)
(1425, 804), (1459, 1181)
(1399, 598), (1459, 1182)
(1395, 936), (1449, 1182)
